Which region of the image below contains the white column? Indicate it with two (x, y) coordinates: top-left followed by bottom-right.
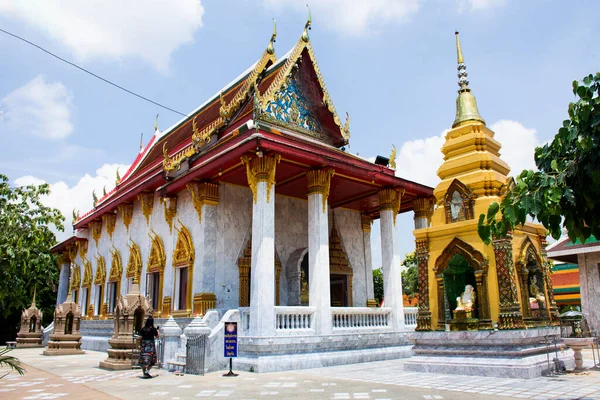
(57, 262), (71, 305)
(379, 189), (405, 330)
(361, 216), (376, 306)
(307, 169), (335, 335)
(244, 155), (279, 337)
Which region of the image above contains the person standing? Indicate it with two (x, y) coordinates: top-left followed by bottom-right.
(138, 316), (159, 378)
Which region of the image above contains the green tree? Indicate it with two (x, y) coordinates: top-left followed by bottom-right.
(373, 267), (383, 305)
(0, 174), (64, 325)
(479, 73), (600, 244)
(401, 252), (418, 297)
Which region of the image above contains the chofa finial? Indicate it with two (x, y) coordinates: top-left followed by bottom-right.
(267, 19), (277, 55)
(302, 4), (312, 42)
(154, 114), (159, 132)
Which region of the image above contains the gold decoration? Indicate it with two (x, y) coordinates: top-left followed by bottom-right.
(412, 197), (435, 227)
(72, 208), (80, 224)
(187, 182), (219, 223)
(103, 186), (107, 197)
(115, 168), (121, 186)
(154, 114), (159, 132)
(452, 32), (485, 128)
(192, 115), (222, 145)
(361, 215), (372, 233)
(237, 237), (283, 307)
(378, 188), (404, 225)
(173, 223), (194, 267)
(108, 247), (122, 283)
(389, 145), (397, 169)
(148, 231), (166, 273)
(306, 169), (335, 212)
(78, 240), (88, 260)
(329, 220), (353, 306)
(92, 190), (98, 207)
(82, 260), (93, 288)
(70, 264), (81, 291)
(162, 296), (171, 317)
(118, 203), (133, 231)
(219, 24), (278, 119)
(126, 239), (142, 285)
(161, 197), (177, 233)
(193, 293), (216, 317)
(137, 192), (154, 225)
(301, 4), (311, 43)
(257, 18), (349, 143)
(102, 213), (116, 240)
(241, 154), (281, 203)
(94, 254), (106, 285)
(89, 220), (102, 247)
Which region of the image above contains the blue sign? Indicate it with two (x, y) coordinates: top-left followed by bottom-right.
(224, 322), (238, 358)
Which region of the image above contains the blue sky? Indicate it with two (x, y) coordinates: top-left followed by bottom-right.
(1, 0), (598, 267)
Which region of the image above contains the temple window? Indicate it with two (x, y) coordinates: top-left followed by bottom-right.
(95, 285), (103, 315)
(72, 289), (78, 304)
(81, 288), (89, 313)
(147, 272), (161, 311)
(443, 180), (475, 224)
(107, 282), (118, 314)
(174, 267), (188, 310)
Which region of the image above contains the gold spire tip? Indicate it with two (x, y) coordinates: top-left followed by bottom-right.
(455, 31), (464, 64)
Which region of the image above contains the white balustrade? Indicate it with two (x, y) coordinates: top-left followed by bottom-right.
(403, 306), (418, 331)
(275, 306), (315, 331)
(331, 307), (392, 330)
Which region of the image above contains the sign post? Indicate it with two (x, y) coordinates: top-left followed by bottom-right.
(223, 322), (238, 377)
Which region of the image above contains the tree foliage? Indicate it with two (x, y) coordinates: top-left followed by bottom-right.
(373, 267), (383, 305)
(401, 252), (418, 298)
(0, 174), (64, 321)
(479, 73), (600, 244)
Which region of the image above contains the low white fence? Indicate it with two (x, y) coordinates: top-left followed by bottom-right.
(275, 306), (315, 331)
(404, 307), (417, 331)
(332, 307), (391, 329)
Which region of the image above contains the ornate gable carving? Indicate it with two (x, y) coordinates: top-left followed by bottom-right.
(108, 247), (122, 283)
(148, 231), (166, 273)
(82, 260), (93, 288)
(173, 223), (194, 267)
(443, 179), (476, 224)
(126, 240), (142, 283)
(94, 254), (106, 285)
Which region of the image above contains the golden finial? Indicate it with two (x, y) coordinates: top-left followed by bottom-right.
(455, 31), (464, 65)
(452, 31), (485, 128)
(219, 91), (226, 108)
(115, 168), (121, 186)
(154, 114), (159, 132)
(72, 208), (78, 222)
(267, 19), (277, 55)
(92, 190), (98, 207)
(390, 145), (397, 169)
(162, 141), (169, 158)
(103, 186), (107, 196)
(139, 133), (144, 151)
(302, 4), (312, 42)
(341, 112), (350, 141)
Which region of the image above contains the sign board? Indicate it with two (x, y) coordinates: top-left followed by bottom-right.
(224, 322), (238, 358)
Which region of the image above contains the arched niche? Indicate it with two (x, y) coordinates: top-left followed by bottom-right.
(237, 235), (282, 307)
(147, 231), (166, 316)
(70, 264), (81, 305)
(107, 248), (123, 317)
(443, 179), (476, 224)
(434, 237), (490, 329)
(65, 311), (74, 335)
(81, 260), (93, 318)
(93, 254), (106, 318)
(173, 224), (194, 316)
(516, 237), (551, 326)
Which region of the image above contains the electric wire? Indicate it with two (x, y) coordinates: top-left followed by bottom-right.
(0, 28), (188, 117)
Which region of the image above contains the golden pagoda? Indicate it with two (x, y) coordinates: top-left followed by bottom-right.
(413, 32), (560, 331)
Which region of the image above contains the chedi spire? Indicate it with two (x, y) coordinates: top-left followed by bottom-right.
(452, 32), (485, 128)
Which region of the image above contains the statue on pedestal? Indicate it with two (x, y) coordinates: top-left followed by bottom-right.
(454, 284), (476, 318)
(528, 275), (545, 310)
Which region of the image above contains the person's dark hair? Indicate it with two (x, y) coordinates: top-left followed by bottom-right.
(140, 316), (155, 336)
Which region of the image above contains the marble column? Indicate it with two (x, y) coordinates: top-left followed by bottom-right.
(307, 169), (335, 335)
(242, 155), (280, 336)
(361, 215), (377, 307)
(379, 188), (405, 331)
(57, 262), (71, 305)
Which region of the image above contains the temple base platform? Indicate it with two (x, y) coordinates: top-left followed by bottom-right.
(404, 327), (574, 379)
(234, 331), (412, 373)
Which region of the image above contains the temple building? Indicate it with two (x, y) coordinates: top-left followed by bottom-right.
(50, 17), (432, 369)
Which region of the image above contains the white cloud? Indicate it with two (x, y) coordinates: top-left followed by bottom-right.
(392, 120), (540, 187)
(263, 0), (421, 36)
(2, 75), (73, 140)
(457, 0), (506, 12)
(15, 163), (129, 241)
(0, 0), (205, 72)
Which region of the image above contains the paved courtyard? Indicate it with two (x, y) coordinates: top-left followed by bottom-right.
(1, 348), (599, 400)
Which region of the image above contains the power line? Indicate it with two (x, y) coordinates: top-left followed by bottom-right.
(0, 28), (188, 117)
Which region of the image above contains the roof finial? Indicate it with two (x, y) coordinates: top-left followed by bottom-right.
(139, 132), (144, 151)
(115, 168), (121, 186)
(154, 114), (159, 132)
(302, 4), (312, 42)
(267, 19), (277, 55)
(452, 31), (485, 128)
